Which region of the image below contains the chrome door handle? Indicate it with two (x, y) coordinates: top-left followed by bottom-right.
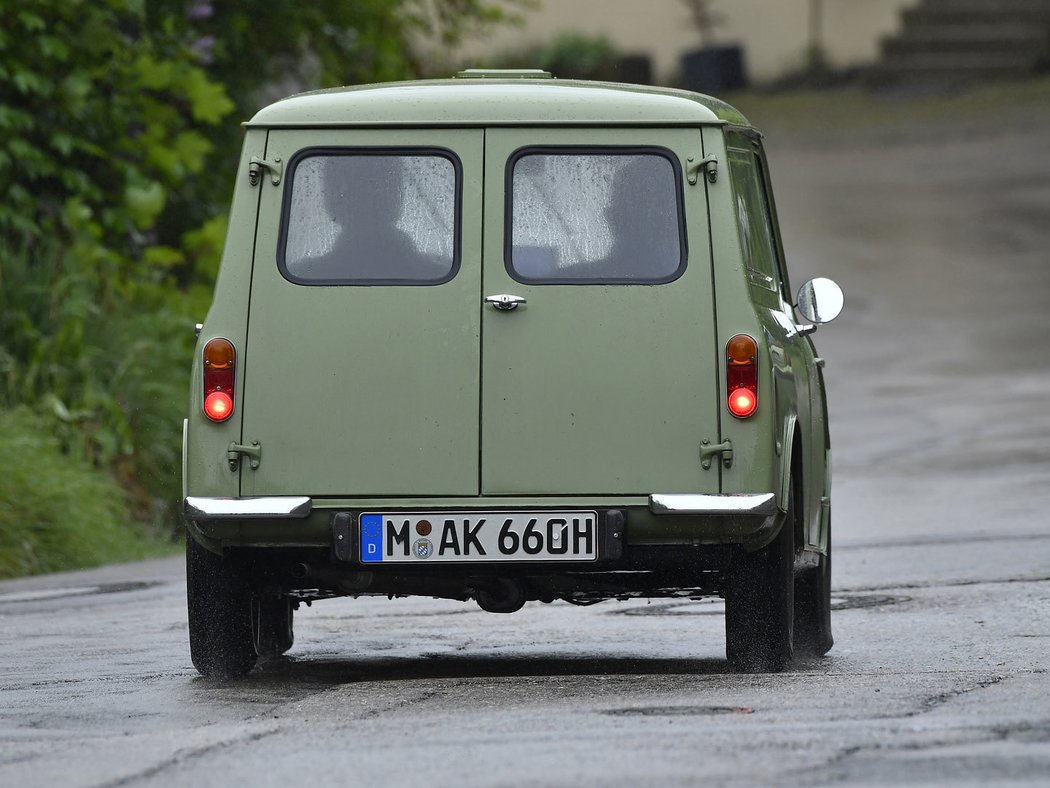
(485, 294), (526, 311)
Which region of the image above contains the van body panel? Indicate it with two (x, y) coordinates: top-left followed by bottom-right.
(184, 130), (267, 500)
(480, 127), (721, 495)
(240, 129), (484, 496)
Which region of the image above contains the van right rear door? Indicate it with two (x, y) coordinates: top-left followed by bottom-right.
(479, 128), (722, 496)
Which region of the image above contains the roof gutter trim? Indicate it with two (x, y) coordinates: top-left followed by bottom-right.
(242, 119), (729, 130)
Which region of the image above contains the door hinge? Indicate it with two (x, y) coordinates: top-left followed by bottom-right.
(248, 156), (282, 187)
(700, 439), (733, 470)
(228, 441), (261, 471)
(687, 155), (718, 185)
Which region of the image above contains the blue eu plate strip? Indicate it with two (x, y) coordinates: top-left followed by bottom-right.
(360, 514), (384, 563)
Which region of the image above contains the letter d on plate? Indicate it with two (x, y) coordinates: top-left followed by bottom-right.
(360, 514), (384, 563)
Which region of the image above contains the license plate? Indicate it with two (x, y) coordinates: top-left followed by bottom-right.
(359, 511), (598, 563)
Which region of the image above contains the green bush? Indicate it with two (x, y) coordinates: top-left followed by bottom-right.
(484, 33), (622, 81)
(0, 238), (200, 529)
(0, 408), (172, 579)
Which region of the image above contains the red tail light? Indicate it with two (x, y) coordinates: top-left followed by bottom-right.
(203, 338), (235, 422)
(726, 334), (758, 419)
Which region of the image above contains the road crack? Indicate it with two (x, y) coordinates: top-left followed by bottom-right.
(791, 675), (1011, 783)
(908, 674), (1006, 717)
(92, 727), (280, 788)
(837, 575), (1050, 594)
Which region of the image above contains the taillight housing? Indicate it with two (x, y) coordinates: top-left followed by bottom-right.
(203, 337), (235, 422)
(726, 334), (758, 419)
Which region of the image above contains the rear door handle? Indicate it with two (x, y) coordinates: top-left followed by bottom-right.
(485, 294), (526, 311)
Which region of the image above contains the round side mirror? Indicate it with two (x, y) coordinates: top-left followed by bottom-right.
(796, 278), (844, 324)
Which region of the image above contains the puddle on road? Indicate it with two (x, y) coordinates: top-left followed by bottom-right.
(609, 594), (910, 617)
(603, 705), (754, 716)
(0, 581), (162, 604)
(610, 601), (725, 617)
(832, 594), (911, 610)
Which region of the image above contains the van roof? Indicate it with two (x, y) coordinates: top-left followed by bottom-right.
(246, 78), (751, 129)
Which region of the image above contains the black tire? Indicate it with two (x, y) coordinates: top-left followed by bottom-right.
(725, 488), (795, 673)
(186, 535), (258, 678)
(254, 596), (294, 660)
(794, 516), (833, 657)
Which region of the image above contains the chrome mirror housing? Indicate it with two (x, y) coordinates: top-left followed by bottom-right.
(796, 278), (844, 325)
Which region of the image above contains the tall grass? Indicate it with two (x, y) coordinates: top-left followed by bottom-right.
(0, 408), (173, 578)
(0, 238), (199, 575)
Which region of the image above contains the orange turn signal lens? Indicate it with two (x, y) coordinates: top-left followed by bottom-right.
(203, 337), (235, 369)
(204, 391), (234, 422)
(728, 387), (757, 418)
(726, 334), (757, 365)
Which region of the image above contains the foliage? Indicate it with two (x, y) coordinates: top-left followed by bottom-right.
(0, 0), (524, 576)
(0, 237), (205, 528)
(0, 0), (234, 262)
(485, 33), (621, 81)
(142, 0), (529, 239)
(0, 408), (173, 579)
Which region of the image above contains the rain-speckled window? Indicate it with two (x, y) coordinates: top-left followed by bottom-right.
(280, 151), (459, 284)
(508, 149), (685, 283)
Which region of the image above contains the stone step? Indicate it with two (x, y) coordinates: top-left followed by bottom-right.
(903, 4), (1050, 27)
(921, 0), (1050, 9)
(883, 26), (1050, 56)
(867, 51), (1044, 84)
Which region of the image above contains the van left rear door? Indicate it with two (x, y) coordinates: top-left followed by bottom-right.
(240, 129), (483, 497)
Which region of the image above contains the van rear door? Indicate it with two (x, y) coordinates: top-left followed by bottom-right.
(240, 129), (483, 496)
(480, 129), (721, 495)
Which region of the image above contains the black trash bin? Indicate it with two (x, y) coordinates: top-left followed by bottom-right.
(680, 45), (747, 93)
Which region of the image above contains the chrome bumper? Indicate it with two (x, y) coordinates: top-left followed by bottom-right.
(185, 496), (312, 520)
(187, 494), (776, 519)
(648, 493), (778, 515)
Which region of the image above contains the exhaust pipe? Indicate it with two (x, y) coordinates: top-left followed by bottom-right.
(475, 578), (526, 614)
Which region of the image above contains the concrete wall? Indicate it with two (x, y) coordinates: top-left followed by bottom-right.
(457, 0), (918, 83)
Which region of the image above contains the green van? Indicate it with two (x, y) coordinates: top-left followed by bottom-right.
(183, 70), (843, 677)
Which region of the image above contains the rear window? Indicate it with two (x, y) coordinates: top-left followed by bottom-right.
(507, 149), (686, 284)
(279, 150), (459, 285)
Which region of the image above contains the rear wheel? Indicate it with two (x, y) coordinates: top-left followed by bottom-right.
(186, 535), (258, 678)
(794, 517), (833, 657)
(725, 487), (795, 673)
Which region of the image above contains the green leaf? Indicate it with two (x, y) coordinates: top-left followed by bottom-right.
(182, 69), (235, 124)
(17, 12), (46, 32)
(12, 70), (49, 95)
(51, 133), (75, 157)
(60, 74), (92, 107)
(172, 131), (212, 173)
(124, 181), (167, 230)
(143, 245), (185, 270)
(0, 106), (34, 132)
(133, 55), (175, 90)
(39, 36), (71, 62)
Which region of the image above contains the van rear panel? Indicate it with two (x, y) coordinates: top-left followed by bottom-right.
(239, 126), (721, 499)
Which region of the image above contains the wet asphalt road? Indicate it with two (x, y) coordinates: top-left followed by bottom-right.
(2, 106), (1050, 786)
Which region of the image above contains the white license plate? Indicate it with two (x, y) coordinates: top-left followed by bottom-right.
(359, 511), (598, 563)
